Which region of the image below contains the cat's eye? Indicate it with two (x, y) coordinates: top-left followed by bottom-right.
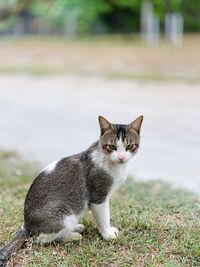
(126, 144), (136, 151)
(107, 144), (117, 151)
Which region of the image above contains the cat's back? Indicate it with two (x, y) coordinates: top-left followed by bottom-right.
(24, 153), (88, 212)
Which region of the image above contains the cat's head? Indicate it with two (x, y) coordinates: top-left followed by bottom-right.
(98, 115), (143, 164)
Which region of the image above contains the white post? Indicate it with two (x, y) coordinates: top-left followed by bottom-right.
(65, 9), (79, 38)
(141, 1), (153, 41)
(141, 1), (159, 45)
(165, 13), (183, 46)
(12, 16), (26, 36)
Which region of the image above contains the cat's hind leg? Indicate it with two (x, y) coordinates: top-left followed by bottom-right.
(61, 215), (84, 241)
(63, 215), (85, 233)
(37, 229), (82, 243)
(74, 224), (85, 233)
(59, 230), (82, 242)
(37, 232), (61, 243)
(37, 214), (84, 243)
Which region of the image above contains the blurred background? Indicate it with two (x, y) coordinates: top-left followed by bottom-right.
(0, 0), (199, 192)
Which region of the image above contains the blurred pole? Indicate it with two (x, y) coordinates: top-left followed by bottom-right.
(141, 1), (159, 45)
(141, 1), (152, 41)
(64, 9), (79, 38)
(165, 13), (183, 46)
(146, 14), (159, 45)
(12, 16), (25, 36)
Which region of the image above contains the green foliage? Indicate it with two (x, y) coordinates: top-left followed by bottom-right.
(29, 0), (111, 33)
(0, 0), (200, 33)
(28, 0), (200, 33)
(182, 0), (200, 31)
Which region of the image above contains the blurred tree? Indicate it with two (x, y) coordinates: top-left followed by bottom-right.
(182, 0), (200, 31)
(29, 0), (111, 34)
(0, 0), (200, 34)
(0, 0), (32, 18)
(0, 0), (33, 32)
(101, 0), (141, 33)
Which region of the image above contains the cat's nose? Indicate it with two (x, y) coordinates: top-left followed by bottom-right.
(118, 154), (125, 162)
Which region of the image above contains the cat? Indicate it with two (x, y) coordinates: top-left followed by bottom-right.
(0, 115), (143, 266)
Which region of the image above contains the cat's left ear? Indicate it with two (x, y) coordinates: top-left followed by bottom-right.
(128, 115), (144, 135)
(98, 116), (113, 136)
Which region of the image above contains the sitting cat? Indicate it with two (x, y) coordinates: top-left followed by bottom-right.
(0, 115), (143, 266)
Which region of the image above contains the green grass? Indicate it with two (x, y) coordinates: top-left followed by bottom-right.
(0, 150), (200, 267)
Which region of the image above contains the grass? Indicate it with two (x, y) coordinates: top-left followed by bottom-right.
(0, 150), (200, 267)
(0, 34), (200, 82)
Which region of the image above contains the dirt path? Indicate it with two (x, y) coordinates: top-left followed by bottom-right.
(0, 74), (199, 192)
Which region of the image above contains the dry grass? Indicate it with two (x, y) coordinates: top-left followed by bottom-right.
(0, 34), (200, 81)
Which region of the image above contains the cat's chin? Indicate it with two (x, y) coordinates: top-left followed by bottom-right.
(112, 159), (128, 165)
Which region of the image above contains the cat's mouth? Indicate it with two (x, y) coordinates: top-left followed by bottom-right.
(116, 159), (126, 164)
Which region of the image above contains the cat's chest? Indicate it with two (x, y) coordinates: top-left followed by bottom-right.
(106, 164), (128, 197)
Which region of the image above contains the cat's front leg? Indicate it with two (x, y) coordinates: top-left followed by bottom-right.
(90, 199), (119, 240)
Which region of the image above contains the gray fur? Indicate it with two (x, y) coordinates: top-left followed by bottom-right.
(24, 141), (113, 235)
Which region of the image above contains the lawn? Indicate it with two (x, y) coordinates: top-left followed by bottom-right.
(0, 150), (200, 267)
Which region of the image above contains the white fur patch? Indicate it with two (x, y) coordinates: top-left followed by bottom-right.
(108, 163), (128, 197)
(62, 202), (88, 231)
(90, 200), (119, 240)
(37, 232), (60, 243)
(21, 223), (25, 231)
(37, 203), (88, 243)
(42, 160), (59, 174)
(92, 145), (128, 198)
(37, 228), (82, 243)
(63, 214), (79, 231)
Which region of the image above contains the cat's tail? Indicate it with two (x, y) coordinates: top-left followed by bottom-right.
(0, 224), (30, 267)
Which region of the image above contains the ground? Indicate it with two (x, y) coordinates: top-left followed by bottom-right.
(0, 75), (200, 192)
(0, 150), (200, 267)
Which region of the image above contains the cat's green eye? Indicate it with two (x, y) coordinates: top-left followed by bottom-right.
(108, 144), (117, 151)
(126, 144), (136, 151)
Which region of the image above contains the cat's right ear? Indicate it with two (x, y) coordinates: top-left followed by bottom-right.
(128, 115), (144, 135)
(98, 116), (112, 136)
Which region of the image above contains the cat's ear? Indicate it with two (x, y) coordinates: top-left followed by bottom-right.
(128, 115), (144, 135)
(98, 116), (113, 136)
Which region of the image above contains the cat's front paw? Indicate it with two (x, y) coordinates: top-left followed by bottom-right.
(100, 227), (119, 240)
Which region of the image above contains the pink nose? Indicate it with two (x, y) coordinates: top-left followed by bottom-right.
(118, 154), (125, 161)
